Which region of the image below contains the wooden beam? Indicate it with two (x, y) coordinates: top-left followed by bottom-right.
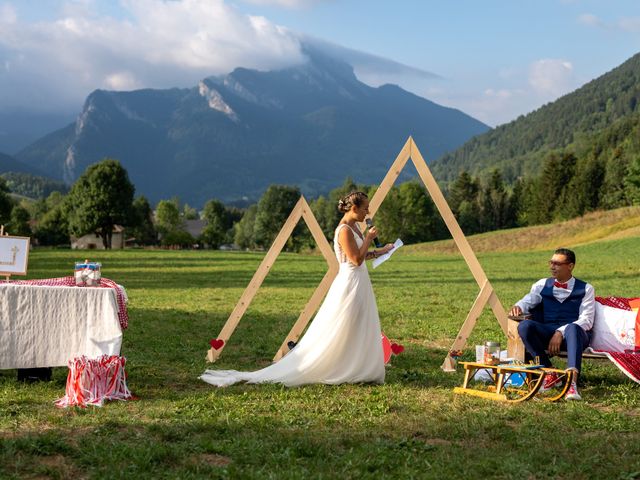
(441, 281), (493, 372)
(207, 196), (338, 363)
(272, 204), (339, 361)
(409, 138), (488, 288)
(208, 197), (301, 361)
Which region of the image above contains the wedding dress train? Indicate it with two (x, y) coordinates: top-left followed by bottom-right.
(200, 223), (385, 387)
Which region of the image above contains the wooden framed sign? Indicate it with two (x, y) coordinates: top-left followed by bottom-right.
(0, 235), (30, 276)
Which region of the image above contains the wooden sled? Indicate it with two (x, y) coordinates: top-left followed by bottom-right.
(454, 362), (575, 403)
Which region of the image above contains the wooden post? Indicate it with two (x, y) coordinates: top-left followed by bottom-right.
(1, 225), (10, 281)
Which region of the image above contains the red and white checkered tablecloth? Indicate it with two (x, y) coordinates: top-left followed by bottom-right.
(2, 277), (129, 330)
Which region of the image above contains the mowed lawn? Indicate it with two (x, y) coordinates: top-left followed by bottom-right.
(1, 237), (640, 479)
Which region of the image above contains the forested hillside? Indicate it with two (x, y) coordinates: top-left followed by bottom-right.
(1, 172), (69, 199)
(432, 52), (640, 182)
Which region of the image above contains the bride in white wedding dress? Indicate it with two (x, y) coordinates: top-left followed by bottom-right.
(200, 191), (394, 387)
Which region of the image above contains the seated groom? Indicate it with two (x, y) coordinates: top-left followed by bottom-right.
(509, 248), (595, 401)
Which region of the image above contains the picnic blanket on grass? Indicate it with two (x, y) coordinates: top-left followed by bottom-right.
(590, 296), (640, 384)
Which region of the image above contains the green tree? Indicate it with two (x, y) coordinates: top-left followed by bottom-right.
(234, 204), (257, 249)
(182, 203), (198, 220)
(130, 196), (157, 245)
(448, 171), (479, 214)
(160, 230), (195, 248)
(6, 205), (31, 237)
(447, 171), (482, 234)
(201, 199), (231, 248)
(399, 182), (447, 242)
(375, 182), (446, 244)
(599, 149), (630, 208)
(35, 205), (69, 246)
(478, 170), (513, 231)
(559, 154), (605, 218)
(509, 177), (531, 226)
(531, 152), (577, 224)
(253, 185), (301, 249)
(625, 155), (640, 204)
(0, 177), (13, 225)
(155, 199), (182, 236)
(373, 186), (403, 242)
(65, 159), (135, 249)
(457, 200), (480, 234)
(309, 195), (331, 239)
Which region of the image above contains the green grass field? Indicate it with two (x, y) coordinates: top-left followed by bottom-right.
(1, 235), (640, 479)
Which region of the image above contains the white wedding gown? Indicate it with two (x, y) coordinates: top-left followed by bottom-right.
(200, 223), (385, 387)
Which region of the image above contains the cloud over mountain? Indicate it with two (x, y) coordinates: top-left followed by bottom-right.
(0, 0), (304, 112)
(0, 0), (438, 115)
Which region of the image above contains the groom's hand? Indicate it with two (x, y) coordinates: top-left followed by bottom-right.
(509, 306), (523, 317)
(548, 331), (563, 356)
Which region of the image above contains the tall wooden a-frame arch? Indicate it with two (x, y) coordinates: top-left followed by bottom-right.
(365, 137), (523, 370)
(206, 196), (339, 363)
(207, 137), (524, 368)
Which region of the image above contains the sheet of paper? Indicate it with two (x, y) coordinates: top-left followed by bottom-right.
(372, 238), (403, 269)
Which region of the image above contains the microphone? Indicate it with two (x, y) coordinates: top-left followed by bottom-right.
(365, 218), (382, 248)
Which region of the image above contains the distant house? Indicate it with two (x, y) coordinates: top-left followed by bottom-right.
(71, 225), (125, 250)
(184, 219), (207, 239)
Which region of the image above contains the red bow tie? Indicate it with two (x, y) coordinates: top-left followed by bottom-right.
(553, 281), (568, 289)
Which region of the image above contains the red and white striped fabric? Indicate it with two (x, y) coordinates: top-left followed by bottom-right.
(592, 296), (640, 384)
(3, 276), (128, 330)
(55, 355), (132, 408)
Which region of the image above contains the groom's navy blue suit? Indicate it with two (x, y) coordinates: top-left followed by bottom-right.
(517, 277), (592, 373)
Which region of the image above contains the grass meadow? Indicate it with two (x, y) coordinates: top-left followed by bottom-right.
(1, 234), (640, 478)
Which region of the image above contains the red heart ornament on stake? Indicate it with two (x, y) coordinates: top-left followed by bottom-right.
(209, 338), (225, 350)
(381, 333), (392, 364)
(391, 343), (404, 355)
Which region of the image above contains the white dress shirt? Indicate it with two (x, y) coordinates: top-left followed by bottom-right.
(515, 276), (595, 336)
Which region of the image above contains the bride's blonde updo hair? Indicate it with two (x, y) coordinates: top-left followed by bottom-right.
(337, 191), (368, 213)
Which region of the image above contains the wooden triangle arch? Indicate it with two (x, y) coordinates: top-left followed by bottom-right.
(206, 195), (339, 363)
(365, 137), (524, 370)
(206, 137), (524, 368)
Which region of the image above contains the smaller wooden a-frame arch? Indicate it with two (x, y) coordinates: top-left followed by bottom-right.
(206, 196), (339, 363)
(365, 137), (524, 370)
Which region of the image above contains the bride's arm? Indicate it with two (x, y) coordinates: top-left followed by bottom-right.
(338, 226), (375, 266)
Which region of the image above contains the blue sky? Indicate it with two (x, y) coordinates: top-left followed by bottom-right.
(1, 0), (639, 126)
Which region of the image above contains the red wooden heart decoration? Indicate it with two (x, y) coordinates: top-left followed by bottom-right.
(391, 343), (404, 355)
(209, 338), (225, 350)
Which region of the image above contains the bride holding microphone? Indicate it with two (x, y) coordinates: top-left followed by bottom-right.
(200, 191), (394, 387)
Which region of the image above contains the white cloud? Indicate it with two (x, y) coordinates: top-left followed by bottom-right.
(618, 17), (640, 33)
(0, 2), (17, 24)
(578, 13), (640, 32)
(104, 72), (141, 90)
(484, 88), (513, 99)
(0, 0), (305, 111)
(528, 58), (574, 98)
(420, 58), (581, 127)
(301, 36), (440, 90)
(577, 13), (600, 27)
(241, 0), (330, 8)
(463, 88), (528, 126)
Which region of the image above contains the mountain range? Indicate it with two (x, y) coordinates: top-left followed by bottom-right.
(14, 46), (489, 206)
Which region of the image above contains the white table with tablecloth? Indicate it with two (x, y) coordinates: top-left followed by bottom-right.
(0, 283), (123, 369)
